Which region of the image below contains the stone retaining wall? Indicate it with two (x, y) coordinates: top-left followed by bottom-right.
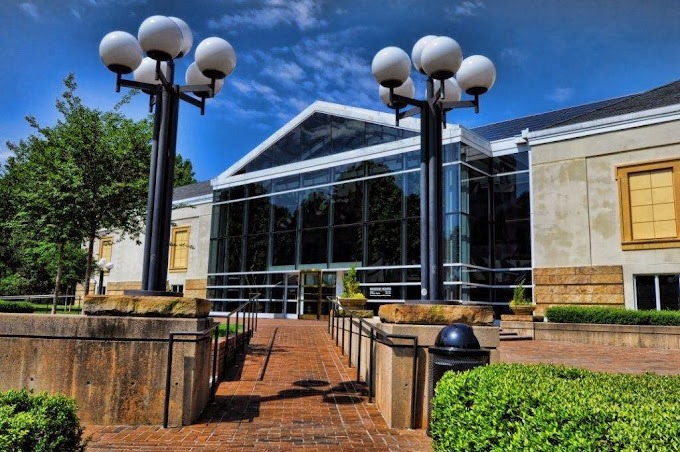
(533, 265), (624, 315)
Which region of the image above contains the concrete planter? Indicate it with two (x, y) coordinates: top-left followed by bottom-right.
(338, 297), (367, 310)
(510, 305), (535, 316)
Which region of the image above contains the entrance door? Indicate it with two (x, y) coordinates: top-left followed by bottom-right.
(282, 273), (299, 317)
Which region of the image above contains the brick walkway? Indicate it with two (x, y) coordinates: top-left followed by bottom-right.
(85, 319), (431, 451)
(501, 339), (680, 375)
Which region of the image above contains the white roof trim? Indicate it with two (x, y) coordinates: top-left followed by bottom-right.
(172, 194), (212, 207)
(211, 101), (421, 187)
(527, 103), (680, 145)
(212, 136), (422, 190)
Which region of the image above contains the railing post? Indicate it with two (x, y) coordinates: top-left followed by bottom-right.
(369, 329), (375, 403)
(411, 338), (419, 430)
(357, 319), (362, 383)
(341, 313), (345, 354)
(348, 314), (353, 366)
(211, 323), (218, 402)
(335, 307), (339, 347)
(163, 334), (175, 428)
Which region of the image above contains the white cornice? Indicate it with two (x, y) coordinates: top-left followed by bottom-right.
(172, 194), (212, 207)
(527, 104), (680, 145)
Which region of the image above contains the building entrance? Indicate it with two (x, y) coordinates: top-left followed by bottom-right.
(299, 270), (337, 320)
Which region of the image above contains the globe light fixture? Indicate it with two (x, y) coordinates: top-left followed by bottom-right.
(370, 36), (496, 302)
(96, 259), (114, 295)
(99, 16), (236, 296)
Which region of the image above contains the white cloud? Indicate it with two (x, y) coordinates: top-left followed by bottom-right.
(70, 7), (81, 20)
(208, 0), (326, 32)
(19, 2), (39, 19)
(500, 47), (529, 65)
(546, 87), (574, 103)
(447, 0), (485, 18)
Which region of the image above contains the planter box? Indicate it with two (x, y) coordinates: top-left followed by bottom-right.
(535, 322), (680, 350)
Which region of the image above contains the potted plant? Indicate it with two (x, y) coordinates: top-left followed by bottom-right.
(509, 279), (534, 316)
(338, 265), (366, 310)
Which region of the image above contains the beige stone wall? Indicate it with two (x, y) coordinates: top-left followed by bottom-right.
(184, 278), (207, 298)
(106, 281), (141, 295)
(531, 119), (680, 309)
(533, 266), (624, 316)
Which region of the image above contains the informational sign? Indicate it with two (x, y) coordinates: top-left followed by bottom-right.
(369, 287), (392, 298)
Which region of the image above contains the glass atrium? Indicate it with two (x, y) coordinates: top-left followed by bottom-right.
(208, 108), (531, 314)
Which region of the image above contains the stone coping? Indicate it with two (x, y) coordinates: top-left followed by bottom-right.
(537, 322), (680, 335)
(378, 304), (494, 326)
(83, 295), (212, 318)
(0, 313), (212, 340)
(369, 320), (499, 349)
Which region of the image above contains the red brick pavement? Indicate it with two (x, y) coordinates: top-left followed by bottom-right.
(501, 339), (680, 375)
(84, 319), (432, 451)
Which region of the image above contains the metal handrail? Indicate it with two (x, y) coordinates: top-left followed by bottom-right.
(220, 294), (261, 377)
(327, 297), (419, 429)
(163, 322), (219, 428)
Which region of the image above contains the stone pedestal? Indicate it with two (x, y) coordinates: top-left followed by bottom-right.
(0, 296), (215, 426)
(378, 304), (494, 325)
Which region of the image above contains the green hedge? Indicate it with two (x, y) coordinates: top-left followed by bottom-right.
(0, 389), (84, 451)
(546, 305), (680, 326)
(431, 364), (680, 451)
(0, 301), (34, 313)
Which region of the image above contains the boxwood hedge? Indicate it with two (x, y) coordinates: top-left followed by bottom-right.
(0, 389), (84, 451)
(431, 364), (680, 451)
(546, 305), (680, 326)
(0, 301), (34, 313)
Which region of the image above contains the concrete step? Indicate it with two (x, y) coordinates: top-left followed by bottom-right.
(499, 330), (533, 341)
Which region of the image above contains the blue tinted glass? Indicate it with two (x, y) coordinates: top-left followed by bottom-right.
(332, 116), (365, 154)
(271, 174), (300, 192)
(443, 142), (460, 163)
(334, 162), (365, 181)
(272, 126), (301, 167)
(301, 168), (331, 187)
(443, 165), (460, 214)
(271, 192), (299, 232)
(492, 151), (529, 174)
(300, 188), (330, 228)
(405, 151), (421, 169)
(302, 113), (332, 160)
(461, 143), (491, 173)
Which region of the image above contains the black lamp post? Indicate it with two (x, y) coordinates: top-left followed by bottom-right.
(371, 36), (496, 303)
(99, 16), (236, 296)
(96, 258), (114, 295)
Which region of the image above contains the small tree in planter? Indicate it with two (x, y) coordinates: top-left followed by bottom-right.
(509, 279), (534, 315)
(339, 265), (366, 310)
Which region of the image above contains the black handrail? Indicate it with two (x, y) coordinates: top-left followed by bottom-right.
(327, 298), (419, 429)
(220, 294), (261, 378)
(163, 322), (219, 428)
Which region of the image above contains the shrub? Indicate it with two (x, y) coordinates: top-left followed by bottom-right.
(341, 265), (363, 298)
(0, 300), (34, 313)
(431, 364), (680, 451)
(546, 305), (680, 326)
(0, 389), (84, 451)
(510, 279), (531, 306)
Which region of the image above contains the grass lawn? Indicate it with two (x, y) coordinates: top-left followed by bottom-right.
(29, 303), (82, 314)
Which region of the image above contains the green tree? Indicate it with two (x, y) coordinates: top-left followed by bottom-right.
(3, 74), (152, 311)
(174, 153), (197, 187)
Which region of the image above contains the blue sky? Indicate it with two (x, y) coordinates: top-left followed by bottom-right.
(2, 0), (680, 182)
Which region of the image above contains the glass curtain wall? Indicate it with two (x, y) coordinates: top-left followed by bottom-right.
(208, 150), (422, 313)
(443, 141), (532, 305)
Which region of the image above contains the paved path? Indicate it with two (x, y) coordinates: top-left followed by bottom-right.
(500, 339), (680, 375)
(85, 319), (431, 451)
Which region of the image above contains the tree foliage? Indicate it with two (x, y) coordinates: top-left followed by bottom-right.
(174, 153), (197, 187)
(0, 74), (152, 307)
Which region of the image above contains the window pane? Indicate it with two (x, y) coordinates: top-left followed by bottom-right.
(443, 142), (460, 163)
(443, 165), (460, 214)
(227, 202), (244, 236)
(245, 234), (268, 271)
(368, 176), (402, 221)
(659, 275), (680, 310)
(334, 162), (365, 182)
(494, 173), (530, 221)
(367, 220), (401, 266)
(301, 168), (331, 187)
(635, 276), (656, 310)
(271, 125), (301, 167)
(492, 151), (529, 174)
(272, 231), (296, 266)
(272, 174), (300, 192)
(333, 225), (362, 263)
(272, 192), (299, 232)
(444, 213), (460, 263)
(494, 219), (531, 268)
(331, 116), (365, 154)
(301, 188), (330, 228)
(333, 181), (363, 225)
(406, 218), (421, 265)
(404, 172), (420, 218)
(301, 113), (332, 160)
(247, 197), (271, 234)
(227, 236), (243, 272)
(301, 228), (328, 264)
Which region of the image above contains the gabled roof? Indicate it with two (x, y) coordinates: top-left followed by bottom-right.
(471, 96), (633, 141)
(550, 80), (680, 127)
(471, 79), (680, 141)
(211, 101), (421, 186)
(173, 180), (211, 202)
